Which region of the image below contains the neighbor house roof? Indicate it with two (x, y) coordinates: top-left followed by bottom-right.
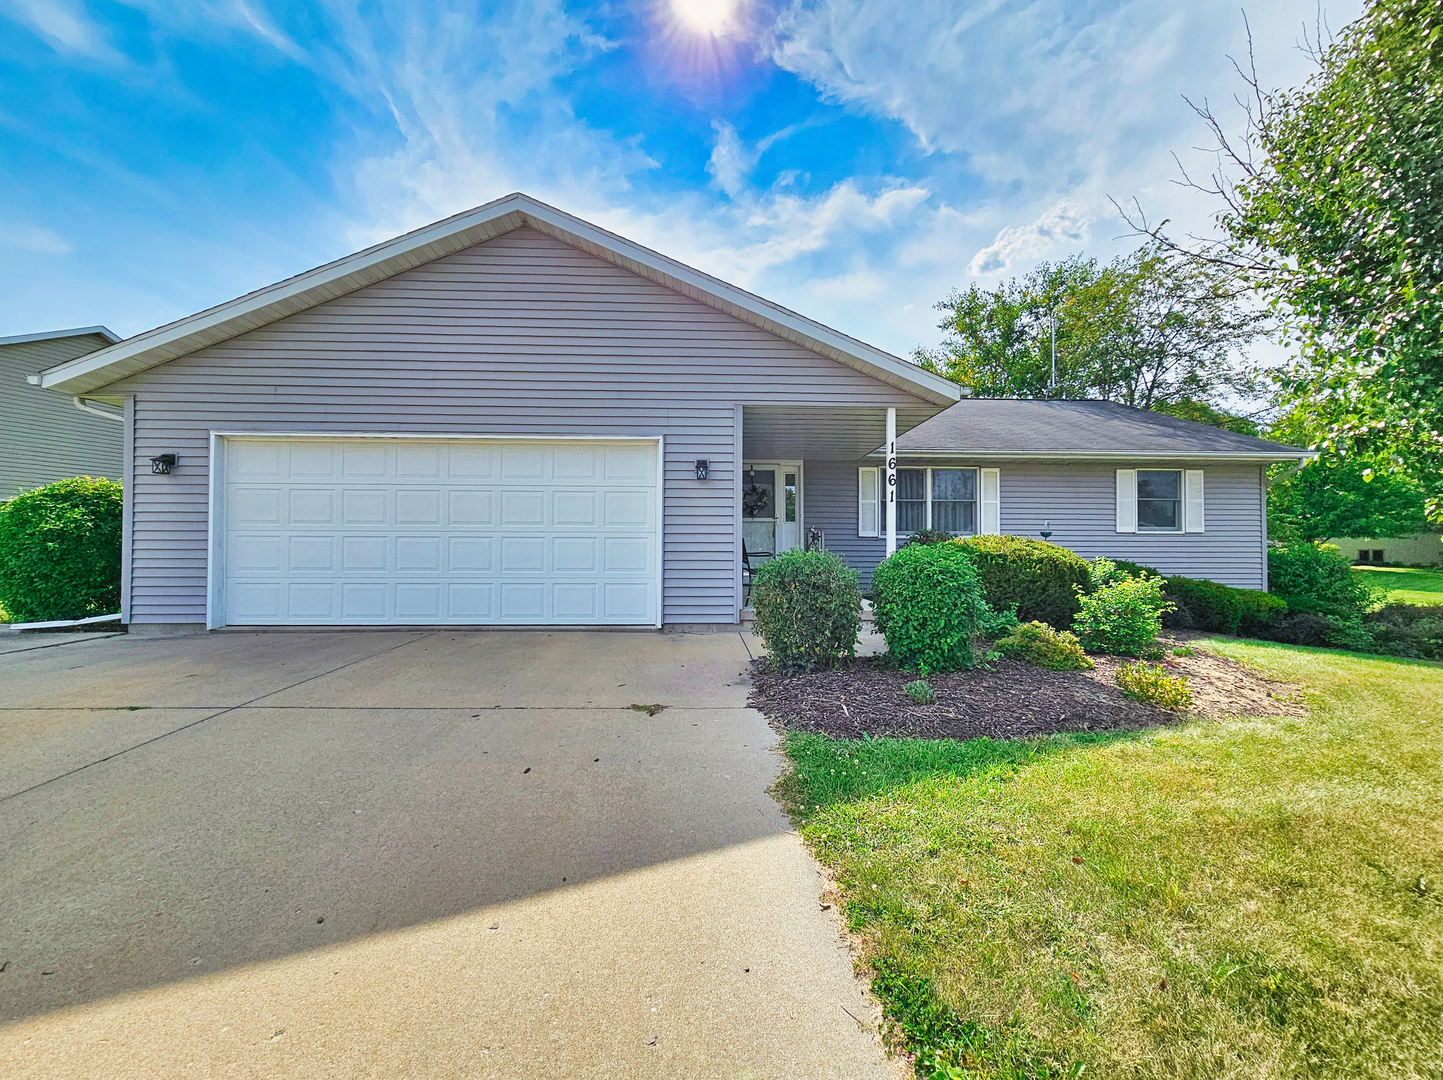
(32, 193), (961, 406)
(882, 399), (1311, 461)
(2, 325), (119, 348)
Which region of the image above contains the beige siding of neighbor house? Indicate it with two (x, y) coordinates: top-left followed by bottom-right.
(0, 335), (123, 499)
(806, 458), (1270, 590)
(103, 227), (926, 625)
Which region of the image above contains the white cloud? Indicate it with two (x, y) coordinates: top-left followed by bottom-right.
(3, 0), (121, 59)
(968, 200), (1093, 276)
(0, 222), (73, 255)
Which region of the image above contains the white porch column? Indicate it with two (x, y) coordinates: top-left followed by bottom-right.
(885, 406), (897, 556)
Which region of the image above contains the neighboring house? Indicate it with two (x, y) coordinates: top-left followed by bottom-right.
(1328, 530), (1442, 566)
(0, 326), (123, 499)
(30, 193), (1308, 632)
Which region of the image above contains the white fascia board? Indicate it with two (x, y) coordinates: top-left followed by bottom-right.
(869, 449), (1317, 462)
(2, 325), (119, 348)
(37, 193), (961, 407)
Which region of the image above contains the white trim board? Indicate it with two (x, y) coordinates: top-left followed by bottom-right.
(34, 193), (960, 406)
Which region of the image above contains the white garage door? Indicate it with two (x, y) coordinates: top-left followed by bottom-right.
(217, 436), (660, 626)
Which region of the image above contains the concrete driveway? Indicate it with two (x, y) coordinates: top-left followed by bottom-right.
(0, 629), (894, 1079)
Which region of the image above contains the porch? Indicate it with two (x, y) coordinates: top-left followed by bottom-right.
(737, 404), (929, 613)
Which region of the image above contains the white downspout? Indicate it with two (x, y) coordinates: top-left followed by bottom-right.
(885, 407), (897, 557)
(73, 396), (125, 422)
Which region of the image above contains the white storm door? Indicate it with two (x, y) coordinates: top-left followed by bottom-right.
(218, 436), (660, 626)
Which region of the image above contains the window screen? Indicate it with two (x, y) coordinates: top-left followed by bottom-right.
(896, 469), (926, 532)
(1137, 469), (1182, 531)
(931, 469), (977, 534)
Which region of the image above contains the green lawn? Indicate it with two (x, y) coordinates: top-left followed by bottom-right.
(1354, 564), (1443, 606)
(776, 642), (1443, 1079)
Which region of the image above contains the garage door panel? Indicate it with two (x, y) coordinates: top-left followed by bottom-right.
(396, 536), (441, 572)
(341, 489), (388, 525)
(222, 437), (658, 626)
(230, 488), (282, 526)
(448, 536), (494, 572)
(500, 490), (545, 526)
(499, 583), (545, 620)
(288, 536), (335, 572)
(342, 583), (388, 619)
(396, 489), (442, 525)
(554, 537), (597, 572)
(448, 489), (493, 525)
(343, 536), (388, 572)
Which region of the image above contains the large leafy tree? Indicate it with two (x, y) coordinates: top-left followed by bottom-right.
(915, 243), (1270, 410)
(1128, 0), (1443, 519)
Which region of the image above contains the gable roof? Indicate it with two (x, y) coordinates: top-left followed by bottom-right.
(1, 325), (119, 349)
(33, 193), (960, 406)
(889, 399), (1311, 461)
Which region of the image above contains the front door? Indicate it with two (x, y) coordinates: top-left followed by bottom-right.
(742, 462), (802, 557)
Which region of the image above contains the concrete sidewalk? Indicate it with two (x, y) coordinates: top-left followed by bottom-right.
(0, 630), (896, 1079)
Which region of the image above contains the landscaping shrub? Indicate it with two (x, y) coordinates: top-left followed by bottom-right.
(871, 542), (992, 672)
(1114, 661), (1193, 710)
(902, 527), (955, 547)
(750, 549), (862, 674)
(1269, 541), (1380, 620)
(1365, 603), (1443, 661)
(1072, 575), (1172, 657)
(1236, 589), (1290, 636)
(1267, 611), (1374, 651)
(0, 477), (122, 623)
(955, 535), (1091, 627)
(993, 620), (1093, 670)
(1162, 576), (1244, 633)
(1111, 559), (1160, 579)
(903, 679), (935, 704)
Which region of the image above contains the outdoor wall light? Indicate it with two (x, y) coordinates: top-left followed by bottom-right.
(150, 454), (178, 475)
(694, 459), (710, 480)
(1039, 519), (1053, 540)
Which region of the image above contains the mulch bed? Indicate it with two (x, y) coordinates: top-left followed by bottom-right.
(747, 637), (1306, 742)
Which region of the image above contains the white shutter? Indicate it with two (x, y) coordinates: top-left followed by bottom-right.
(1184, 469), (1205, 532)
(1116, 469), (1138, 533)
(858, 467), (880, 537)
(979, 468), (1001, 534)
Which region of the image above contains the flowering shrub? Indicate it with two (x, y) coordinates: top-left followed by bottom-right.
(1072, 575), (1173, 657)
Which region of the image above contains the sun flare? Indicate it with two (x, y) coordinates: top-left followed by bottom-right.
(670, 0), (738, 36)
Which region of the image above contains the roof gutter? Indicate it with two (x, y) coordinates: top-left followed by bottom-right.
(868, 449), (1317, 463)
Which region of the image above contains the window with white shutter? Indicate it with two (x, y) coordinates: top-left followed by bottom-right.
(1116, 469), (1138, 533)
(1184, 469), (1205, 532)
(858, 467), (880, 537)
(979, 468), (1000, 534)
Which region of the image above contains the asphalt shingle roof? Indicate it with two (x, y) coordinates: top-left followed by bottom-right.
(895, 399), (1308, 457)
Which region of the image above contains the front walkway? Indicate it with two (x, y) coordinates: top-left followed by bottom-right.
(0, 630), (894, 1078)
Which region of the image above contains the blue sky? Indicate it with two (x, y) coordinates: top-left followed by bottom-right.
(0, 0), (1361, 359)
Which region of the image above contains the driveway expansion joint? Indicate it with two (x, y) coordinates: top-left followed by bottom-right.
(0, 632), (439, 804)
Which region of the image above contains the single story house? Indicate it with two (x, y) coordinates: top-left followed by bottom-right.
(31, 193), (1308, 632)
(1, 326), (123, 499)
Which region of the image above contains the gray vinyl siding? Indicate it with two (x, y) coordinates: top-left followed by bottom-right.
(0, 335), (123, 499)
(104, 228), (927, 625)
(806, 458), (1269, 591)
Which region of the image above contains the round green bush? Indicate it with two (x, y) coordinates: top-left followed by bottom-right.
(871, 542), (991, 672)
(954, 535), (1091, 628)
(1268, 541), (1379, 620)
(0, 477), (122, 623)
(750, 548), (862, 674)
